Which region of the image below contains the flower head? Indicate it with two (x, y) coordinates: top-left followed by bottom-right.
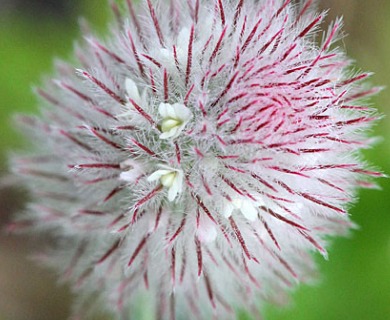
(11, 0), (382, 319)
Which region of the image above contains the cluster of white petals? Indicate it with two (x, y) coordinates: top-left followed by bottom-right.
(147, 165), (184, 201)
(158, 103), (192, 140)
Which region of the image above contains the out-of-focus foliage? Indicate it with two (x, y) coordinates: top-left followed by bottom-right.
(0, 1), (389, 319)
(0, 0), (109, 166)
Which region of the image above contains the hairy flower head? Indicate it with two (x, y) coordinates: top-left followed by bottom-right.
(10, 0), (382, 319)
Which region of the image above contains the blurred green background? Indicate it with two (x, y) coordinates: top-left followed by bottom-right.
(0, 1), (389, 319)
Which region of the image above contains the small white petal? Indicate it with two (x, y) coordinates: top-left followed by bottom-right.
(166, 104), (177, 118)
(224, 198), (259, 221)
(168, 181), (180, 202)
(172, 104), (192, 121)
(223, 202), (234, 218)
(159, 103), (176, 118)
(147, 170), (171, 182)
(125, 78), (141, 104)
(158, 103), (170, 118)
(175, 170), (184, 193)
(168, 170), (184, 202)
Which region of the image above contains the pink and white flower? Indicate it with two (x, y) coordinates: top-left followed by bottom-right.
(10, 0), (382, 319)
